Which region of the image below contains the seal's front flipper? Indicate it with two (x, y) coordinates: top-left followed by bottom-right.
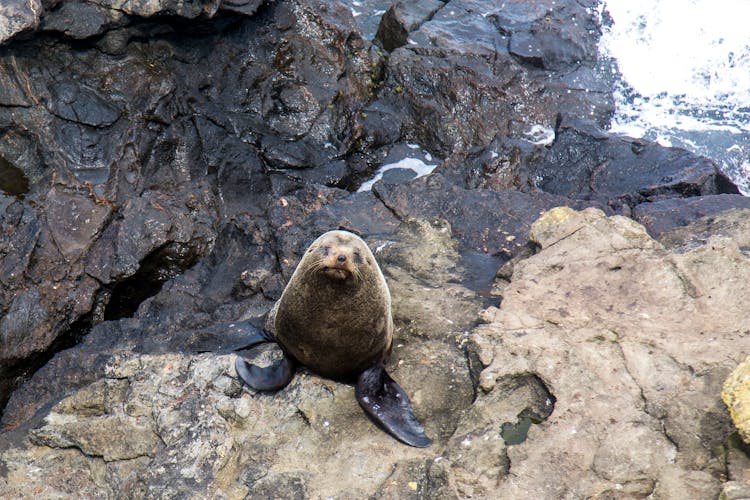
(356, 364), (432, 448)
(233, 327), (275, 351)
(189, 319), (270, 353)
(235, 353), (295, 391)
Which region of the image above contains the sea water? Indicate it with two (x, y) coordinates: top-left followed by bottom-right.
(598, 0), (750, 194)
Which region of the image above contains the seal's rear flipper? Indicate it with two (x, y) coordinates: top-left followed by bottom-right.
(356, 364), (432, 448)
(235, 354), (294, 391)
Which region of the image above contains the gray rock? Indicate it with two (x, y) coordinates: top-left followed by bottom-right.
(721, 480), (750, 500)
(650, 466), (721, 500)
(42, 2), (117, 39)
(30, 414), (160, 462)
(526, 119), (738, 207)
(89, 0), (219, 19)
(439, 120), (740, 211)
(634, 194), (750, 238)
(0, 0), (41, 45)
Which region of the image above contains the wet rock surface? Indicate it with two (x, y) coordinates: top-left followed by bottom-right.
(0, 0), (748, 497)
(633, 193), (750, 238)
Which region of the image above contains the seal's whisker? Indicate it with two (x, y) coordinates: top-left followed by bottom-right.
(352, 265), (363, 283)
(301, 256), (325, 280)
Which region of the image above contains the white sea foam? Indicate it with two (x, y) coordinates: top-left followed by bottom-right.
(599, 0), (750, 193)
(357, 157), (437, 192)
(600, 0), (750, 131)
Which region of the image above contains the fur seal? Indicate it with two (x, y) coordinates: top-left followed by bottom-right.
(234, 230), (431, 447)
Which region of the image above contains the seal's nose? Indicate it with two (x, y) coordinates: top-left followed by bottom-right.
(337, 254), (347, 263)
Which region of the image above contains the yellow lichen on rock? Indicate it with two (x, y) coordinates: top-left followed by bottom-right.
(722, 357), (750, 444)
(529, 206), (603, 249)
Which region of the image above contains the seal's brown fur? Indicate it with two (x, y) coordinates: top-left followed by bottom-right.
(271, 230), (393, 379)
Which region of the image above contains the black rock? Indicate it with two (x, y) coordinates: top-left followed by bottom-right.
(528, 120), (740, 208)
(373, 173), (588, 260)
(439, 120), (741, 212)
(634, 194), (750, 238)
(375, 0), (444, 52)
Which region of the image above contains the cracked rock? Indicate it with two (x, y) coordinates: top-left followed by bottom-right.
(474, 207), (749, 497)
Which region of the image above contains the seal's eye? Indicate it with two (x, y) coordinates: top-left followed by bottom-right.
(321, 246), (331, 256)
(353, 251), (363, 265)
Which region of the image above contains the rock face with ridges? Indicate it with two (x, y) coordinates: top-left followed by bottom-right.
(369, 0), (613, 156)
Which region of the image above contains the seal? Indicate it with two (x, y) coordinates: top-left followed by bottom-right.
(234, 230), (431, 447)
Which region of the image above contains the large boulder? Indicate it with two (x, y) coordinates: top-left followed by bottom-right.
(0, 0), (41, 44)
(473, 207), (749, 497)
(437, 120), (740, 211)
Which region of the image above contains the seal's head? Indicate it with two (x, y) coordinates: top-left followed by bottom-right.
(303, 230), (367, 284)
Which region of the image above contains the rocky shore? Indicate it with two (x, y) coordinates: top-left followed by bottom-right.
(1, 0), (749, 497)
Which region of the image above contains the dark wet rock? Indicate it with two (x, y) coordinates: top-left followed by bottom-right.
(47, 81), (121, 127)
(42, 2), (117, 39)
(84, 188), (215, 285)
(373, 173), (585, 260)
(528, 120), (739, 206)
(633, 194), (750, 238)
(493, 1), (598, 71)
(2, 0), (377, 196)
(0, 0), (381, 417)
(0, 188), (108, 411)
(375, 0), (444, 52)
(337, 0), (395, 41)
(357, 101), (406, 151)
(373, 0), (612, 156)
(436, 133), (545, 192)
(3, 0), (269, 46)
(439, 120), (740, 212)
